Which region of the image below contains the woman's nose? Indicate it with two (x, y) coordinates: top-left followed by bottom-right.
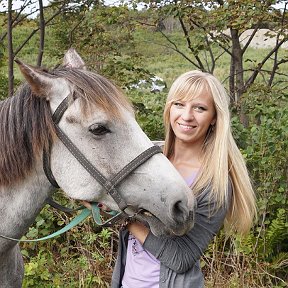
(181, 107), (194, 121)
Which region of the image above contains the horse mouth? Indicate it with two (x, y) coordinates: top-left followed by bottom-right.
(134, 209), (187, 237)
(87, 203), (192, 236)
(140, 210), (154, 217)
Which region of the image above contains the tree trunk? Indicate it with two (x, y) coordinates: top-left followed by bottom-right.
(230, 28), (248, 126)
(37, 0), (45, 66)
(7, 0), (14, 97)
(229, 54), (235, 102)
(230, 29), (245, 102)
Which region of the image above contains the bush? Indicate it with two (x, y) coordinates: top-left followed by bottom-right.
(202, 84), (288, 287)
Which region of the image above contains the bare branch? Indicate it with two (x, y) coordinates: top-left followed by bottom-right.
(189, 18), (233, 57)
(67, 0), (95, 46)
(0, 0), (37, 42)
(244, 36), (288, 91)
(177, 13), (205, 71)
(37, 0), (45, 66)
(268, 4), (287, 86)
(204, 35), (215, 73)
(241, 24), (261, 53)
(14, 2), (67, 56)
(157, 30), (203, 69)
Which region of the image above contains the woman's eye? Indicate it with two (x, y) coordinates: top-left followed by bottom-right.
(173, 102), (184, 107)
(194, 106), (206, 112)
(89, 124), (111, 136)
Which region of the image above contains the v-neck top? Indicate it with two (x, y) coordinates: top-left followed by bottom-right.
(121, 170), (199, 288)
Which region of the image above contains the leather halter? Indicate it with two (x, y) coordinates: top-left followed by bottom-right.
(43, 96), (162, 214)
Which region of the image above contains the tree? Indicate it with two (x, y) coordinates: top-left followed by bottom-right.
(0, 0), (149, 94)
(0, 0), (87, 95)
(136, 0), (288, 107)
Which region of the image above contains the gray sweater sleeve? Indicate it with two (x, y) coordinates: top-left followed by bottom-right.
(143, 183), (232, 274)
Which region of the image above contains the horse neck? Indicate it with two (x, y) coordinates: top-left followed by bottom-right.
(0, 160), (53, 240)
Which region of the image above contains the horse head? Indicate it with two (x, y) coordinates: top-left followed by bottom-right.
(15, 49), (196, 236)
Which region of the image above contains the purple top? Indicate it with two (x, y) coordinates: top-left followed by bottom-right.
(185, 170), (198, 187)
(122, 233), (160, 288)
(121, 171), (199, 288)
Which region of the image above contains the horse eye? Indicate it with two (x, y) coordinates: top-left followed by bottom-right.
(89, 124), (111, 136)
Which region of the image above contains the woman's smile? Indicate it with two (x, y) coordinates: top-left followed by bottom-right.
(170, 90), (216, 145)
(177, 123), (197, 131)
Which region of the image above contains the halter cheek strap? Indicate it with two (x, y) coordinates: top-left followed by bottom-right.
(0, 98), (162, 243)
(43, 97), (162, 213)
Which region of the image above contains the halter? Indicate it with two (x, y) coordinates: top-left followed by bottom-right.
(43, 96), (162, 218)
(0, 96), (162, 243)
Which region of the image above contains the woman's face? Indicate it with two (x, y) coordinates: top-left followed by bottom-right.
(169, 89), (216, 146)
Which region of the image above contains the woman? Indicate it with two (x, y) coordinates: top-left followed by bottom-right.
(111, 70), (257, 288)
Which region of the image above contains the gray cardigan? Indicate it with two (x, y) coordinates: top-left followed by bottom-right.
(111, 182), (232, 288)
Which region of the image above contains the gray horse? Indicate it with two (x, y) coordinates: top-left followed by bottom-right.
(0, 49), (195, 287)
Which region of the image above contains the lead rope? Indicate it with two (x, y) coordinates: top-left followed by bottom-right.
(1, 95), (162, 242)
(0, 208), (91, 242)
(0, 203), (142, 242)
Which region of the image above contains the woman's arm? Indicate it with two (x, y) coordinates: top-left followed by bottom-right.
(132, 185), (232, 273)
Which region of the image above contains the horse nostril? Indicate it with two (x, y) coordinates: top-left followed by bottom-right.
(171, 199), (190, 223)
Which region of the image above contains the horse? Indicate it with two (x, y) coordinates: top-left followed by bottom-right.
(0, 49), (195, 287)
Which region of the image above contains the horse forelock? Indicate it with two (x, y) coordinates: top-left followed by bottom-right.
(53, 68), (134, 119)
(0, 84), (56, 187)
(0, 67), (133, 187)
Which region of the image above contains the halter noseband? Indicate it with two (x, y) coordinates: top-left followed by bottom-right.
(43, 97), (162, 214)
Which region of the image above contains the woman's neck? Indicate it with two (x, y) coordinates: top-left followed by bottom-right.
(169, 140), (203, 178)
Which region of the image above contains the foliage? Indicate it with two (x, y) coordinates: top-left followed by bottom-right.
(128, 89), (166, 140)
(135, 0), (288, 103)
(240, 84), (287, 261)
(101, 55), (153, 88)
(21, 193), (117, 287)
(0, 3), (287, 287)
(202, 84), (288, 286)
(0, 73), (8, 100)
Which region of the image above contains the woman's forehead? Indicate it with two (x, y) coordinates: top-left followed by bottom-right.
(174, 84), (212, 102)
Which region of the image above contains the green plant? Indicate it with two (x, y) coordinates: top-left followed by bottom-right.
(1, 6), (286, 285)
(128, 88), (166, 140)
(201, 82), (288, 287)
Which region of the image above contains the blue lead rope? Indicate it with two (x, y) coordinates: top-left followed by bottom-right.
(91, 204), (121, 226)
(0, 203), (121, 242)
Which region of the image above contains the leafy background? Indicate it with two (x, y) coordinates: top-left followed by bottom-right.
(0, 1), (287, 287)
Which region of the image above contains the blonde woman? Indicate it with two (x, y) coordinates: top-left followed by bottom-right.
(111, 70), (257, 288)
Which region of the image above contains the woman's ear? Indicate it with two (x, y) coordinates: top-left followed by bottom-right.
(211, 118), (217, 126)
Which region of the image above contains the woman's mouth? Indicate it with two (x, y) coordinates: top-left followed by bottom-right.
(178, 123), (196, 130)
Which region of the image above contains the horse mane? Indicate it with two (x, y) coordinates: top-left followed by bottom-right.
(0, 67), (133, 187)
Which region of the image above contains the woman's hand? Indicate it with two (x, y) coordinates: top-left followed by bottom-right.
(81, 201), (149, 244)
(127, 221), (150, 244)
(81, 200), (92, 209)
(81, 201), (110, 211)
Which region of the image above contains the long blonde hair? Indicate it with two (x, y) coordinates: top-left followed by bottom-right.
(163, 70), (256, 235)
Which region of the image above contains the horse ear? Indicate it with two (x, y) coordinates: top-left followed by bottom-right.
(15, 59), (62, 99)
(63, 48), (86, 70)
